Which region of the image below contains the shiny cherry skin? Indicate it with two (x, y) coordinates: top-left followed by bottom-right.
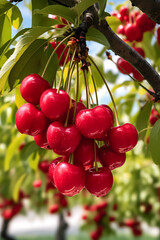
(108, 123), (138, 153)
(99, 145), (126, 170)
(38, 160), (50, 173)
(2, 209), (14, 219)
(136, 13), (156, 32)
(132, 69), (144, 82)
(75, 105), (114, 139)
(53, 162), (85, 196)
(20, 74), (50, 105)
(15, 103), (48, 136)
(125, 23), (141, 42)
(117, 25), (125, 35)
(40, 89), (70, 121)
(117, 57), (134, 74)
(34, 129), (51, 149)
(48, 157), (64, 185)
(47, 121), (81, 155)
(74, 137), (98, 170)
(85, 167), (113, 197)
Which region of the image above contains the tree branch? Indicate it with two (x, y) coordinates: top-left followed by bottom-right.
(130, 0), (160, 24)
(96, 19), (160, 98)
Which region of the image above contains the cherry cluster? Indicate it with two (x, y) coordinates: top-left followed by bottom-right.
(15, 73), (138, 198)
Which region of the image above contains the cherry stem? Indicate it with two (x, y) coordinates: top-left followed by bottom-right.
(89, 90), (94, 106)
(64, 99), (72, 127)
(88, 66), (99, 105)
(138, 127), (152, 134)
(57, 46), (71, 93)
(66, 62), (76, 94)
(42, 32), (74, 78)
(73, 62), (79, 124)
(83, 69), (91, 109)
(111, 58), (155, 98)
(88, 55), (120, 126)
(94, 141), (98, 172)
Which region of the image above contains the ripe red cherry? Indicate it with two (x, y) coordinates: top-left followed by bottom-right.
(117, 58), (134, 74)
(136, 13), (156, 32)
(40, 89), (70, 121)
(125, 23), (141, 42)
(12, 203), (23, 216)
(117, 25), (125, 35)
(2, 209), (13, 219)
(125, 219), (140, 228)
(47, 121), (81, 155)
(53, 162), (85, 196)
(74, 137), (98, 170)
(68, 100), (86, 123)
(75, 105), (114, 139)
(150, 109), (160, 125)
(20, 74), (50, 105)
(38, 160), (50, 173)
(157, 28), (160, 45)
(132, 69), (144, 82)
(48, 157), (64, 185)
(99, 145), (126, 170)
(34, 129), (51, 149)
(15, 103), (48, 136)
(85, 167), (113, 197)
(132, 227), (142, 237)
(108, 123), (138, 153)
(49, 204), (59, 214)
(119, 6), (128, 19)
(133, 47), (145, 58)
(50, 41), (70, 66)
(32, 179), (42, 188)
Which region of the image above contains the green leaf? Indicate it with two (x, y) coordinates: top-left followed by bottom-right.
(7, 5), (23, 29)
(98, 0), (107, 16)
(149, 119), (160, 165)
(0, 14), (11, 47)
(0, 0), (13, 16)
(0, 26), (52, 92)
(32, 0), (49, 27)
(13, 174), (26, 202)
(20, 141), (40, 161)
(28, 152), (40, 171)
(136, 102), (152, 140)
(8, 39), (48, 89)
(34, 5), (76, 24)
(106, 16), (120, 33)
(104, 70), (118, 83)
(86, 27), (110, 48)
(142, 32), (156, 62)
(4, 134), (26, 171)
(71, 0), (98, 19)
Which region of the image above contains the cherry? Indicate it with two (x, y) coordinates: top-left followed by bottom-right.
(109, 216), (116, 222)
(108, 123), (138, 153)
(136, 13), (156, 32)
(2, 209), (13, 219)
(133, 47), (145, 58)
(117, 25), (125, 35)
(15, 103), (48, 136)
(157, 27), (160, 45)
(117, 58), (134, 74)
(38, 160), (50, 173)
(33, 179), (42, 188)
(53, 162), (85, 196)
(132, 227), (142, 237)
(47, 121), (81, 155)
(48, 157), (64, 185)
(74, 137), (98, 170)
(150, 109), (160, 125)
(51, 15), (67, 28)
(99, 145), (126, 170)
(20, 74), (50, 105)
(125, 23), (141, 42)
(40, 89), (70, 121)
(125, 219), (140, 228)
(132, 69), (144, 82)
(34, 129), (51, 149)
(111, 11), (118, 17)
(50, 41), (70, 66)
(85, 167), (113, 197)
(49, 204), (59, 214)
(96, 201), (108, 210)
(75, 105), (114, 139)
(119, 6), (129, 19)
(68, 100), (86, 123)
(12, 203), (23, 216)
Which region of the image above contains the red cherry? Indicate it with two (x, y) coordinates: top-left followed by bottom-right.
(117, 58), (134, 74)
(51, 15), (68, 28)
(38, 160), (50, 173)
(133, 47), (145, 58)
(82, 213), (87, 220)
(75, 105), (114, 139)
(50, 41), (70, 66)
(117, 25), (125, 35)
(74, 137), (98, 170)
(12, 203), (23, 216)
(96, 201), (108, 210)
(132, 227), (142, 237)
(150, 109), (160, 125)
(15, 103), (48, 136)
(109, 216), (116, 222)
(20, 74), (50, 105)
(99, 145), (126, 170)
(157, 28), (160, 45)
(125, 219), (140, 228)
(136, 13), (156, 32)
(48, 157), (64, 185)
(34, 129), (51, 150)
(2, 209), (13, 219)
(85, 167), (113, 197)
(53, 162), (85, 196)
(111, 11), (118, 17)
(33, 179), (42, 188)
(68, 100), (86, 124)
(47, 121), (81, 155)
(132, 69), (144, 82)
(40, 89), (70, 121)
(119, 6), (129, 19)
(108, 123), (138, 153)
(49, 204), (59, 214)
(125, 23), (141, 42)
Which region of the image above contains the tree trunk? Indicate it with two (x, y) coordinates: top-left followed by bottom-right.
(56, 212), (68, 240)
(1, 218), (16, 240)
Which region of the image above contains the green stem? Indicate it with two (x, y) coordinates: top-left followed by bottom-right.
(83, 69), (91, 109)
(66, 62), (76, 94)
(73, 62), (79, 124)
(88, 55), (120, 126)
(138, 127), (152, 134)
(88, 66), (99, 106)
(42, 32), (74, 78)
(64, 100), (72, 127)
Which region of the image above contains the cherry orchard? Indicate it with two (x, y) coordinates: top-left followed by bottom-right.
(15, 32), (139, 198)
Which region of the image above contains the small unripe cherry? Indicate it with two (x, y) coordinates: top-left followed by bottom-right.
(33, 179), (42, 188)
